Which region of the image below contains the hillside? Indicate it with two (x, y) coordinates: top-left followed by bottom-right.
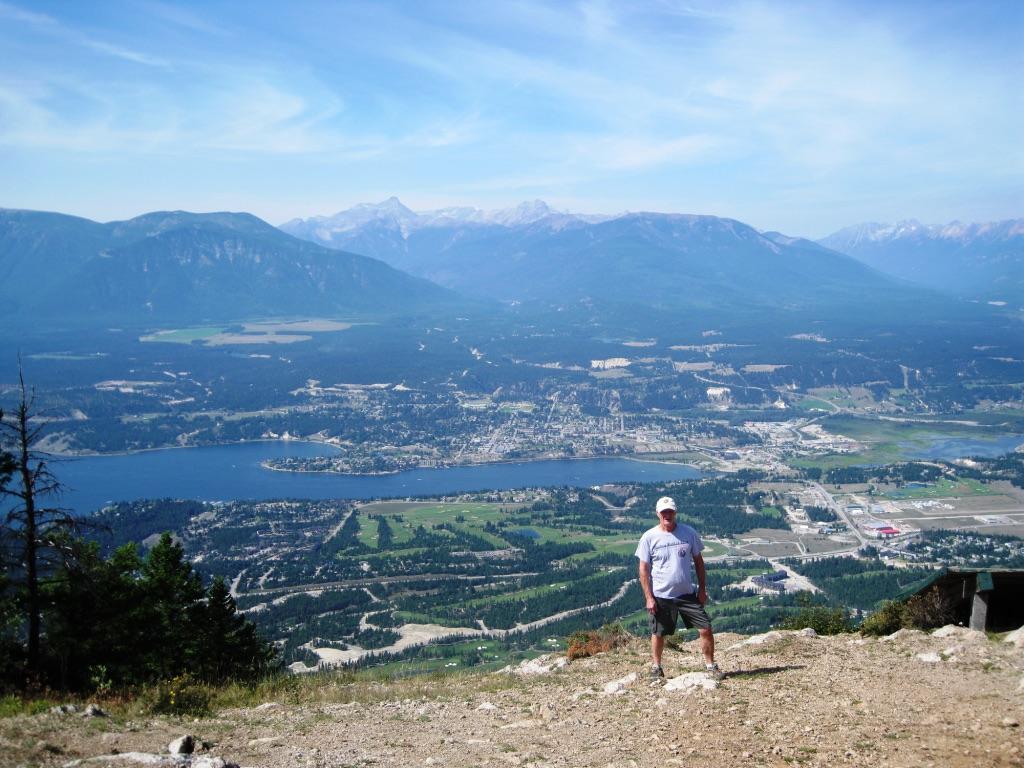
(0, 208), (454, 327)
(282, 200), (948, 318)
(819, 219), (1024, 302)
(6, 627), (1023, 767)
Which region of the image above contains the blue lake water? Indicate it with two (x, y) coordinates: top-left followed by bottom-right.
(54, 441), (703, 514)
(901, 433), (1024, 461)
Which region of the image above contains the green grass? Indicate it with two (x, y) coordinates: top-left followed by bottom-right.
(139, 326), (227, 343)
(877, 477), (995, 499)
(0, 695), (59, 718)
(357, 516), (380, 548)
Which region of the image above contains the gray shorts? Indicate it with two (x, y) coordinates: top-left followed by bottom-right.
(649, 594), (712, 635)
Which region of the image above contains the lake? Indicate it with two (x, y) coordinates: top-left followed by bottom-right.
(902, 433), (1024, 461)
(54, 441), (704, 514)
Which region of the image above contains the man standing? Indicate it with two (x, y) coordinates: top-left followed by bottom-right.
(635, 496), (723, 680)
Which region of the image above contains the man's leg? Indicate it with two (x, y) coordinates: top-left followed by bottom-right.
(698, 627), (715, 665)
(651, 633), (666, 667)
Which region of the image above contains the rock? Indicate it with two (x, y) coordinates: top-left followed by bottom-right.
(882, 628), (926, 642)
(192, 758), (238, 768)
(83, 704), (108, 718)
(50, 704), (78, 715)
(476, 702), (497, 711)
(1002, 717), (1020, 728)
(916, 652), (943, 663)
(254, 702), (281, 710)
(602, 672), (638, 695)
(168, 735), (195, 755)
(727, 631), (784, 650)
(247, 737), (281, 747)
(1003, 625), (1024, 648)
(933, 625), (986, 642)
(507, 654), (568, 676)
(663, 672), (720, 693)
(63, 752), (183, 765)
(538, 702), (556, 722)
(797, 627), (817, 637)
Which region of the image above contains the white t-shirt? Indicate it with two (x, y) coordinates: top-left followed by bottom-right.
(635, 523), (704, 598)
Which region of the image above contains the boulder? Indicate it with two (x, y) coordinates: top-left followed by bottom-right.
(916, 652), (943, 663)
(168, 735), (195, 755)
(601, 672), (637, 695)
(83, 704), (108, 718)
(50, 704), (78, 715)
(797, 627), (818, 637)
(932, 625), (986, 642)
(882, 628), (926, 642)
(1003, 625), (1024, 648)
(727, 631), (784, 650)
(504, 654), (568, 676)
(664, 672), (720, 693)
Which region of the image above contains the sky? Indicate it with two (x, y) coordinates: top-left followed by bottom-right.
(0, 0), (1021, 237)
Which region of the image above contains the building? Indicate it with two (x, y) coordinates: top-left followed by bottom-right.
(896, 568), (1024, 632)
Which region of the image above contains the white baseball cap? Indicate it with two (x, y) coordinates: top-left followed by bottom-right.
(656, 496), (677, 514)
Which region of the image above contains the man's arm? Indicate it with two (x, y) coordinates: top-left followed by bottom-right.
(694, 552), (708, 605)
(638, 560), (657, 614)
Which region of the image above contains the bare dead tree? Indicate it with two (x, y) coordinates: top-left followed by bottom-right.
(0, 364), (80, 684)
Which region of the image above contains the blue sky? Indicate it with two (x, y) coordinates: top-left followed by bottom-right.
(0, 0), (1020, 237)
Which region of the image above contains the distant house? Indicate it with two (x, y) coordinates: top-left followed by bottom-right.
(897, 568), (1024, 632)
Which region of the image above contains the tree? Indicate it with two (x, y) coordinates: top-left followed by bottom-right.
(0, 366), (81, 684)
(141, 533), (205, 679)
(193, 577), (277, 683)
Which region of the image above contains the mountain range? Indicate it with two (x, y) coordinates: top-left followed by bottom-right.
(819, 219), (1024, 300)
(0, 208), (452, 327)
(281, 199), (935, 315)
(4, 200), (1015, 331)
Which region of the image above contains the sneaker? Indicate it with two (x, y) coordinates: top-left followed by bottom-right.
(706, 663), (724, 681)
(650, 664), (665, 679)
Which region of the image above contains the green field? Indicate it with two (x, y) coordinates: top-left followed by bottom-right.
(877, 477), (995, 500)
(140, 326), (227, 343)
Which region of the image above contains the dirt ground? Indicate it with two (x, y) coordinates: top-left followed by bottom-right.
(3, 628), (1023, 768)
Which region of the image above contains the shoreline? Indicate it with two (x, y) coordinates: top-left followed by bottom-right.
(258, 451), (704, 478)
(43, 436), (344, 460)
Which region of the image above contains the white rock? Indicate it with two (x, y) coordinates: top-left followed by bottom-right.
(1003, 625), (1024, 648)
(83, 704), (108, 718)
(168, 735), (194, 755)
(192, 758), (236, 768)
(933, 625), (986, 642)
(727, 631), (784, 650)
(797, 627), (818, 637)
(510, 654), (568, 676)
(254, 702), (281, 710)
(664, 672), (720, 693)
(476, 702), (498, 711)
(916, 652), (943, 663)
(602, 672), (638, 695)
(1002, 717), (1020, 728)
(50, 704), (78, 715)
(247, 737), (281, 747)
(882, 628), (926, 642)
(63, 753), (184, 766)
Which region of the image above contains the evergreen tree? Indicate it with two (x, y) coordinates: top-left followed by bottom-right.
(0, 367), (82, 685)
(45, 542), (149, 689)
(141, 533), (205, 679)
(193, 577), (276, 682)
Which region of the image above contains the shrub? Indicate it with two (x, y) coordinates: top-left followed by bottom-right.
(779, 601), (853, 635)
(140, 674), (211, 717)
(859, 600), (905, 636)
(902, 586), (956, 630)
(566, 623), (631, 660)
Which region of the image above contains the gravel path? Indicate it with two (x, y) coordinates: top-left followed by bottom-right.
(5, 628), (1023, 768)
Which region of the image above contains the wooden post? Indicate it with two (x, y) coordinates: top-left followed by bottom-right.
(969, 572), (994, 632)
